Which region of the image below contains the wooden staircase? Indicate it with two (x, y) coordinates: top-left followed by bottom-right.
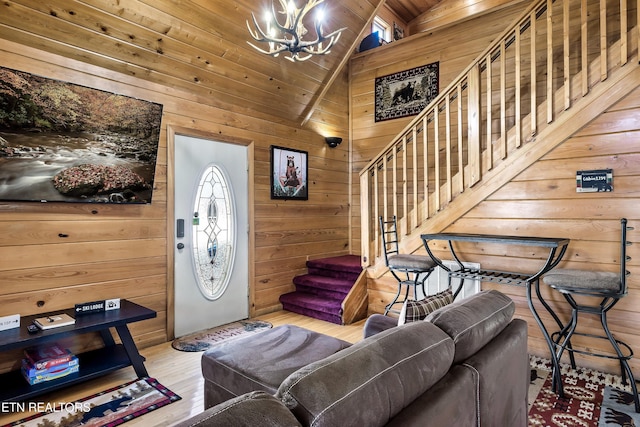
(359, 0), (640, 277)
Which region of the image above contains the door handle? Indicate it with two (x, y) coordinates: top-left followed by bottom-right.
(177, 219), (185, 238)
(177, 243), (185, 250)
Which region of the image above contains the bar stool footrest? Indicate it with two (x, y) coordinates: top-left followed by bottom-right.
(449, 268), (530, 286)
(554, 331), (634, 361)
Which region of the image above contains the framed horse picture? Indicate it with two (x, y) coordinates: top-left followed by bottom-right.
(374, 62), (439, 122)
(270, 145), (308, 200)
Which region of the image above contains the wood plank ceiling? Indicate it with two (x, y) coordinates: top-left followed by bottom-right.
(385, 0), (443, 23)
(0, 0), (443, 126)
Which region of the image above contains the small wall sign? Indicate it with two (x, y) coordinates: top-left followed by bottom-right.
(576, 169), (613, 192)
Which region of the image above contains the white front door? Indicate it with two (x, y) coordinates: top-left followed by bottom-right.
(173, 134), (248, 337)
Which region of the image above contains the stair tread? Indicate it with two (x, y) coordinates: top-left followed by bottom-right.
(293, 274), (354, 291)
(279, 292), (343, 311)
(307, 255), (362, 274)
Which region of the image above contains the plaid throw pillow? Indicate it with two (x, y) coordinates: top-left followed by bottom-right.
(398, 289), (454, 326)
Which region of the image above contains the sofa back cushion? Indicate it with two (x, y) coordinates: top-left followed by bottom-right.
(276, 321), (454, 427)
(173, 391), (302, 427)
(425, 289), (515, 363)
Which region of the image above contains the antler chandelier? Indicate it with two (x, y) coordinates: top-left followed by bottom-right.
(246, 0), (346, 62)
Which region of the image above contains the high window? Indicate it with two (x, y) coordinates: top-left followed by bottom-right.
(372, 16), (391, 43)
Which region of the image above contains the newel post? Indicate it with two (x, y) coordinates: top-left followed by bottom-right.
(360, 171), (371, 268)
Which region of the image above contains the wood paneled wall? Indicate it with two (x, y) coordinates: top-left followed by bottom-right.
(430, 88), (640, 375)
(350, 2), (640, 375)
(0, 34), (349, 372)
(349, 3), (529, 256)
(408, 0), (529, 35)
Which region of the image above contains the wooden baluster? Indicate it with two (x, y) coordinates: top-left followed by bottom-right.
(457, 82), (464, 193)
(515, 24), (522, 147)
(600, 0), (607, 81)
(434, 106), (441, 211)
(468, 64), (481, 185)
(485, 54), (493, 171)
(412, 127), (418, 230)
(530, 9), (537, 136)
(500, 40), (506, 159)
(581, 0), (589, 96)
(374, 164), (380, 261)
(563, 0), (571, 110)
(423, 115), (430, 221)
(402, 135), (408, 234)
(620, 0), (627, 66)
(445, 92), (452, 202)
(547, 0), (554, 123)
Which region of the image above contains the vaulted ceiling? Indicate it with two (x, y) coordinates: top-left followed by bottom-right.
(0, 0), (475, 127)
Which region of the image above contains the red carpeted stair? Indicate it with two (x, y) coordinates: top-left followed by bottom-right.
(279, 255), (362, 325)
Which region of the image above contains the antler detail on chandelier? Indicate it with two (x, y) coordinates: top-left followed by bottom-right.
(246, 0), (345, 62)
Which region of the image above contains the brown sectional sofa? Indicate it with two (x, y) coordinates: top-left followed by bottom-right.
(175, 289), (529, 426)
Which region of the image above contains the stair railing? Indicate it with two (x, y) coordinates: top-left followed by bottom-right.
(360, 0), (638, 268)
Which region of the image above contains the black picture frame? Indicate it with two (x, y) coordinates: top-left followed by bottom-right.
(270, 145), (308, 200)
(374, 62), (439, 122)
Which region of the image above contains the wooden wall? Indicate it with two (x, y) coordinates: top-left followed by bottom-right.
(427, 88), (640, 375)
(349, 3), (529, 256)
(0, 35), (349, 372)
(350, 2), (640, 375)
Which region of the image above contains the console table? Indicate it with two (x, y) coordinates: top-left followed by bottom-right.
(0, 299), (156, 402)
(420, 232), (570, 396)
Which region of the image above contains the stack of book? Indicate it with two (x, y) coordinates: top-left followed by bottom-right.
(22, 343), (79, 385)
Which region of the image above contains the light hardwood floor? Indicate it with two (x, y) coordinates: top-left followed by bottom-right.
(0, 311), (367, 426)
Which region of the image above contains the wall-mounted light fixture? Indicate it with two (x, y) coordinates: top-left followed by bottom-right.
(325, 137), (342, 148)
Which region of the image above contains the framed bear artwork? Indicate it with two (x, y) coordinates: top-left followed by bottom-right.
(270, 145), (308, 200)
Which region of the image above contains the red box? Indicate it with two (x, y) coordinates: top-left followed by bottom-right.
(23, 343), (74, 371)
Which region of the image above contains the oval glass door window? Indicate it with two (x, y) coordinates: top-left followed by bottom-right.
(192, 164), (235, 300)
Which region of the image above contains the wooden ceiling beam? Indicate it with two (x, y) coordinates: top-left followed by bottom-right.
(301, 0), (388, 127)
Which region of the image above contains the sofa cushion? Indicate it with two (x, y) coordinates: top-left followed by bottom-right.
(397, 288), (453, 326)
(172, 391), (302, 427)
(362, 313), (397, 338)
(461, 319), (529, 427)
(385, 366), (478, 427)
(276, 321), (454, 427)
(201, 325), (351, 407)
(425, 289), (515, 363)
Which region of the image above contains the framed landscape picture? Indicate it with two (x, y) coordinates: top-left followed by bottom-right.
(0, 65), (163, 204)
(270, 145), (308, 200)
(375, 62), (439, 122)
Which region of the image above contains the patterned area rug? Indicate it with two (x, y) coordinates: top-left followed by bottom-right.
(1, 377), (180, 427)
(529, 355), (640, 426)
(171, 319), (273, 352)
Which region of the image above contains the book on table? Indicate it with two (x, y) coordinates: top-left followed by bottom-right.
(33, 313), (76, 330)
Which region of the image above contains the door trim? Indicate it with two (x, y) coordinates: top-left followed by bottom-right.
(167, 125), (255, 340)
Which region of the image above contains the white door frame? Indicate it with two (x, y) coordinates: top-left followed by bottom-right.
(166, 125), (255, 339)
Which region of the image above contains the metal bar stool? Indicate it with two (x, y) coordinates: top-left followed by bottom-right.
(379, 216), (437, 315)
(542, 218), (639, 412)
